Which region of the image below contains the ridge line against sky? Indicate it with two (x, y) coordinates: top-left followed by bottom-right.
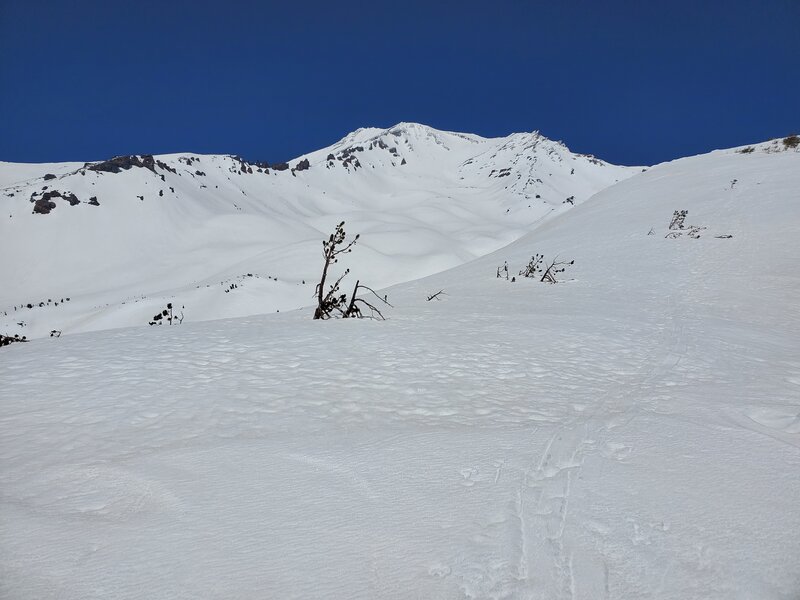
(1, 0), (798, 166)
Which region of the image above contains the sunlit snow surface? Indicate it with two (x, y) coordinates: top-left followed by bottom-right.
(2, 144), (800, 598)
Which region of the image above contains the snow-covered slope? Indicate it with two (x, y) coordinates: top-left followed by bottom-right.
(0, 160), (85, 188)
(1, 123), (635, 339)
(1, 141), (798, 598)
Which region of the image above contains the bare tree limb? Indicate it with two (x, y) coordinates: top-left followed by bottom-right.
(540, 256), (574, 284)
(343, 280), (392, 320)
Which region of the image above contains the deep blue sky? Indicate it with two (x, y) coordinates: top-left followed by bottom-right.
(1, 0), (798, 166)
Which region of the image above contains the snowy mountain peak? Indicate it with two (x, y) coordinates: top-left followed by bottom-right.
(318, 122), (482, 161)
(1, 124), (638, 339)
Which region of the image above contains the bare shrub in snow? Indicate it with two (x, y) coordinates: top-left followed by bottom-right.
(1, 334), (27, 348)
(540, 257), (574, 283)
(496, 261), (509, 280)
(313, 222), (390, 320)
(500, 254), (574, 284)
(668, 210), (688, 231)
(519, 254), (545, 279)
(149, 303), (184, 326)
(665, 209), (706, 239)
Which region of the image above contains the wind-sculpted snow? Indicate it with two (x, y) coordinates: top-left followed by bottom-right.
(1, 144), (799, 598)
(0, 123), (636, 339)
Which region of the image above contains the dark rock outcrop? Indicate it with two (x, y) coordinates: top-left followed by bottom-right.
(30, 190), (80, 213)
(87, 154), (160, 174)
(33, 198), (57, 214)
(228, 156), (270, 175)
(156, 159), (177, 174)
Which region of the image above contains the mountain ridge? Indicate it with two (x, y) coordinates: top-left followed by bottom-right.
(0, 123), (670, 338)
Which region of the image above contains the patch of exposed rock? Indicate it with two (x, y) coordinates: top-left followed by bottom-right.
(30, 190), (80, 214)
